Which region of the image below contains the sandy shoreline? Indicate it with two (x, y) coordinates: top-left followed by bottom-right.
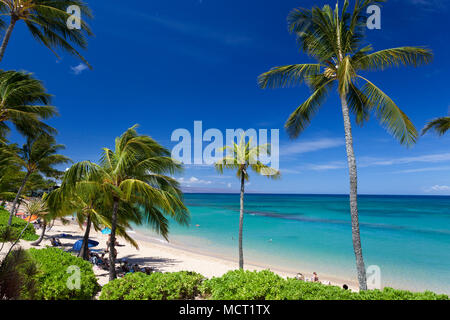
(1, 210), (359, 290)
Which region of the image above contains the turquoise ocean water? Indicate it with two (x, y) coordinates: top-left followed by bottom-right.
(136, 193), (450, 294)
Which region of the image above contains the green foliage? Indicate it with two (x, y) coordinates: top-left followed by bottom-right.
(27, 247), (100, 300)
(258, 1), (432, 145)
(99, 271), (204, 300)
(0, 208), (38, 242)
(0, 248), (39, 300)
(200, 270), (448, 300)
(201, 270), (286, 300)
(422, 116), (450, 136)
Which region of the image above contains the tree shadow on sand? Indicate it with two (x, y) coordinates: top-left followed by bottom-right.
(119, 254), (180, 272)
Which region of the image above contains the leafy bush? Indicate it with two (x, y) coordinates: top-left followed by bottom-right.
(201, 269), (286, 300)
(99, 271), (204, 300)
(0, 208), (38, 242)
(201, 270), (448, 300)
(27, 247), (100, 300)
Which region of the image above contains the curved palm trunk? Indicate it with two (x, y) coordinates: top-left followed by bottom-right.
(0, 16), (18, 63)
(238, 171), (245, 269)
(340, 95), (368, 291)
(79, 213), (92, 260)
(108, 199), (119, 280)
(2, 216), (32, 264)
(8, 171), (31, 226)
(31, 220), (47, 246)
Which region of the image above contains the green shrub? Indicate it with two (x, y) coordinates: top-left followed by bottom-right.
(200, 270), (448, 300)
(0, 208), (38, 242)
(99, 271), (204, 300)
(27, 247), (100, 300)
(201, 269), (286, 300)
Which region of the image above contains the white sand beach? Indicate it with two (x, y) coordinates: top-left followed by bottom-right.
(1, 202), (359, 291)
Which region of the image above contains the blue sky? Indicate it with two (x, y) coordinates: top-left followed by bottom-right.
(3, 0), (450, 195)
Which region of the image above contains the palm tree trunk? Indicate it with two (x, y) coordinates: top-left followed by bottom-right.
(238, 171), (245, 269)
(31, 220), (47, 246)
(108, 199), (119, 280)
(8, 171), (31, 226)
(340, 95), (368, 291)
(2, 216), (32, 264)
(0, 16), (18, 63)
(79, 213), (92, 260)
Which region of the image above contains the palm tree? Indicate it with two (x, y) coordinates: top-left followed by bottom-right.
(422, 116), (450, 136)
(62, 125), (189, 279)
(47, 181), (140, 260)
(8, 133), (71, 226)
(258, 0), (432, 290)
(0, 0), (93, 65)
(215, 136), (280, 269)
(3, 196), (49, 260)
(0, 70), (57, 138)
(0, 247), (38, 299)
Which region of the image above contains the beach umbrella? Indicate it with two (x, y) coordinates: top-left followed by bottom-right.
(24, 215), (38, 222)
(101, 227), (111, 235)
(72, 239), (99, 252)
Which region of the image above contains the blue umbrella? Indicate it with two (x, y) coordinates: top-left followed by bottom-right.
(72, 239), (99, 252)
(101, 227), (111, 235)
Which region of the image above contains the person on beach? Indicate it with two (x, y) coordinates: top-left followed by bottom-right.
(312, 272), (319, 282)
(50, 237), (61, 246)
(295, 273), (305, 281)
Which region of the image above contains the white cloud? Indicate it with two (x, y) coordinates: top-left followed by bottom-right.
(178, 176), (212, 186)
(70, 63), (88, 75)
(364, 153), (450, 167)
(308, 161), (346, 171)
(281, 138), (344, 156)
(424, 185), (450, 193)
(394, 166), (450, 174)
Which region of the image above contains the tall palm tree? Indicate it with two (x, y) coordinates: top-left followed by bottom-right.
(0, 70), (57, 138)
(47, 181), (140, 260)
(3, 196), (49, 260)
(422, 116), (450, 136)
(258, 0), (432, 290)
(8, 133), (71, 226)
(63, 125), (189, 279)
(0, 0), (93, 65)
(215, 136), (280, 269)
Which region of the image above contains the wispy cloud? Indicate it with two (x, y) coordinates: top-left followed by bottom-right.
(70, 63), (88, 75)
(298, 152), (450, 172)
(178, 176), (212, 187)
(394, 166), (450, 174)
(361, 153), (450, 167)
(130, 13), (252, 48)
(308, 161), (346, 171)
(281, 138), (344, 156)
(424, 185), (450, 193)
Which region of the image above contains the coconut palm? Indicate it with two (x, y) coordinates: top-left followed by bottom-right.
(0, 70), (57, 138)
(422, 116), (450, 136)
(62, 125), (189, 279)
(0, 247), (38, 299)
(258, 0), (432, 290)
(3, 196), (49, 261)
(8, 133), (71, 226)
(47, 180), (140, 260)
(0, 0), (93, 65)
(215, 136), (280, 269)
